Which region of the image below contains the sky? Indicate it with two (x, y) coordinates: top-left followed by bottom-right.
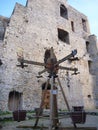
(0, 0), (98, 38)
(68, 0), (98, 38)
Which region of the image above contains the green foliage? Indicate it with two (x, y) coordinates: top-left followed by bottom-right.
(27, 110), (35, 113)
(0, 110), (11, 116)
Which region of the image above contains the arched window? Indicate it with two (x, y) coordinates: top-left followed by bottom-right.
(8, 91), (23, 111)
(60, 4), (68, 19)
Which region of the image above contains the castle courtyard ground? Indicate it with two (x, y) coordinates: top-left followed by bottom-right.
(0, 109), (98, 130)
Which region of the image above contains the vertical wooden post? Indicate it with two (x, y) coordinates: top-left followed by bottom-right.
(49, 76), (59, 130)
(49, 76), (54, 130)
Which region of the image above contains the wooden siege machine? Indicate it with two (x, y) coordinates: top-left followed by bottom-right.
(17, 47), (84, 129)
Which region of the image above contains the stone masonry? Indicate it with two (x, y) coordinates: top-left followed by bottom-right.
(0, 0), (98, 111)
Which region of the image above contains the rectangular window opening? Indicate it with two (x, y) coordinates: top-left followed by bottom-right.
(71, 21), (74, 32)
(88, 60), (93, 74)
(0, 27), (5, 40)
(86, 41), (90, 52)
(82, 19), (87, 32)
(58, 28), (70, 44)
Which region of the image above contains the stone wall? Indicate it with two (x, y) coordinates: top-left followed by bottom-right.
(0, 0), (98, 111)
(0, 16), (9, 40)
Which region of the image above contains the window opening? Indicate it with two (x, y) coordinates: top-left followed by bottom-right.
(58, 28), (70, 44)
(88, 60), (92, 74)
(82, 19), (87, 32)
(71, 21), (74, 32)
(86, 41), (90, 53)
(0, 19), (9, 40)
(8, 91), (23, 111)
(60, 4), (68, 19)
(0, 27), (5, 40)
(0, 59), (2, 66)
